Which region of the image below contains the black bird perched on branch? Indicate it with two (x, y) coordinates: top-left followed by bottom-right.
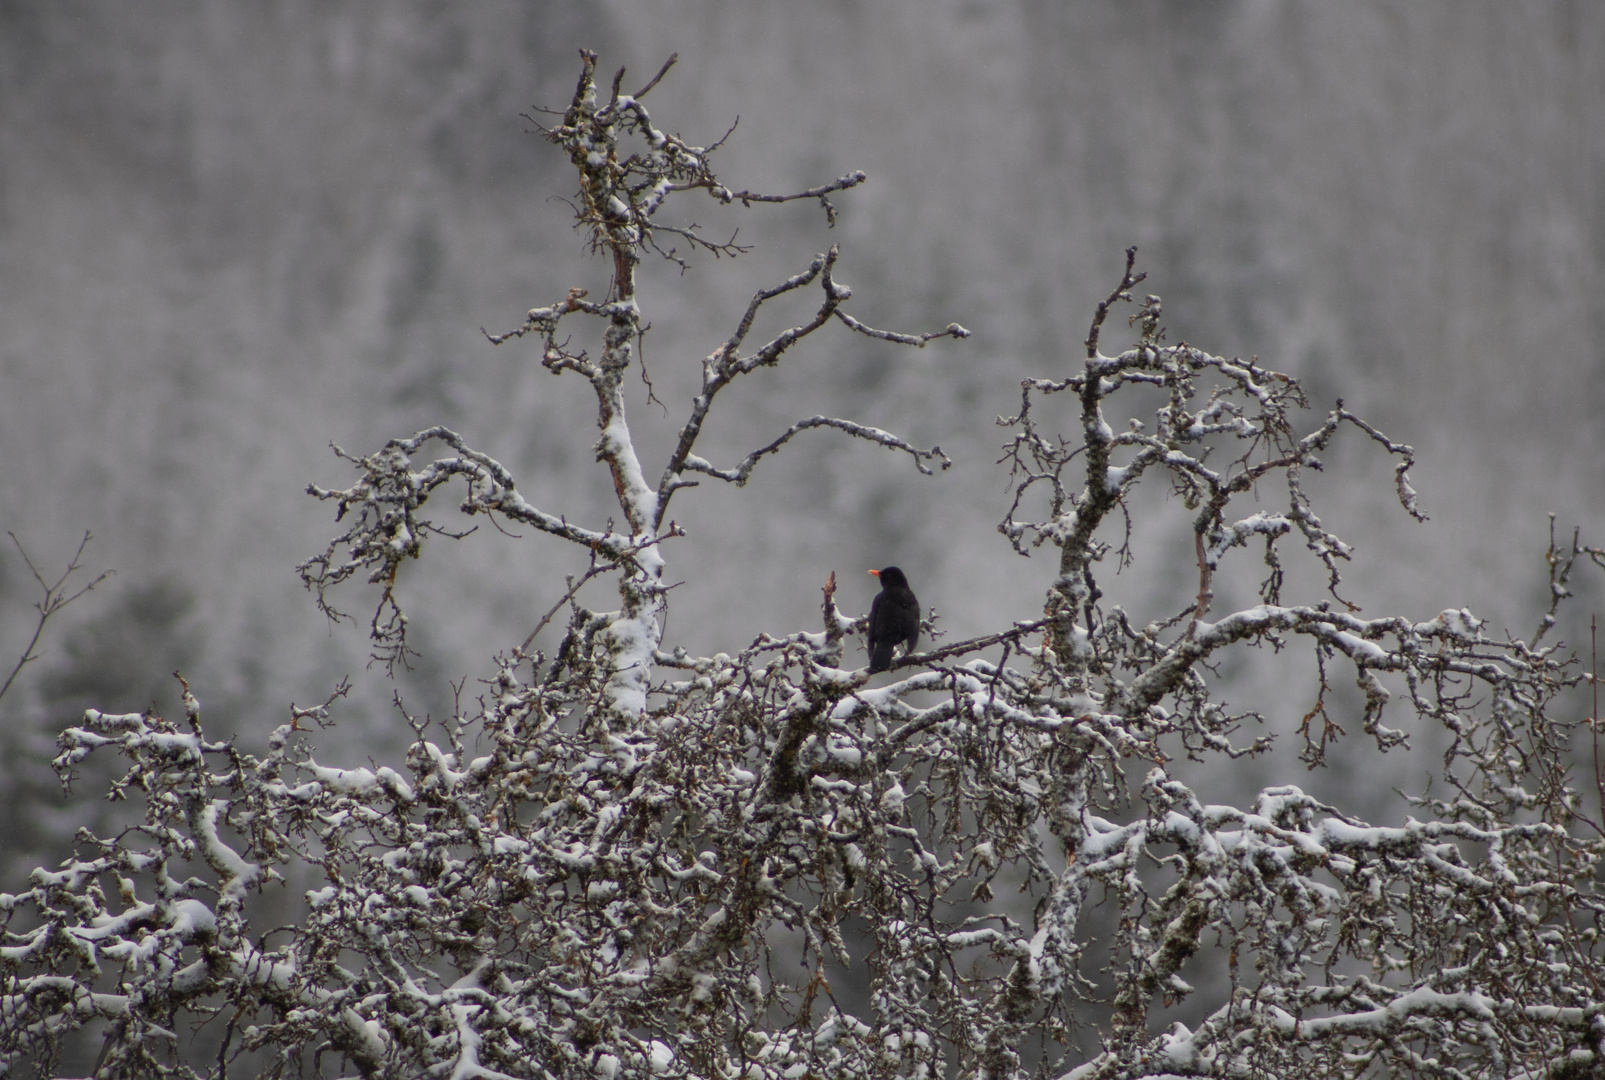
(867, 566), (920, 673)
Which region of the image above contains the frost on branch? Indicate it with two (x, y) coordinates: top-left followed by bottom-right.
(299, 48), (960, 691)
(5, 58), (1605, 1080)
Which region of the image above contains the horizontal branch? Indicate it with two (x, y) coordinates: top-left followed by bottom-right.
(681, 416), (949, 487)
(300, 426), (673, 669)
(710, 171), (869, 208)
(833, 310), (970, 347)
(707, 171), (869, 227)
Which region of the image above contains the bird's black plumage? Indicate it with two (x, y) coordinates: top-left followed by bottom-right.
(867, 566), (919, 673)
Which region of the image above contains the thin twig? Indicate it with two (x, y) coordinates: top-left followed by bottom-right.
(519, 565), (610, 658)
(633, 52), (678, 100)
(0, 532), (112, 708)
(516, 526), (683, 657)
(1188, 531), (1214, 634)
(1084, 246), (1145, 358)
(881, 618), (1052, 672)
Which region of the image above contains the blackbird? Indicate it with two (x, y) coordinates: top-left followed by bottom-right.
(867, 566), (920, 673)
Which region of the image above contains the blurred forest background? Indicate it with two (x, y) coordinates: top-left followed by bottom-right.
(1, 3), (1602, 862)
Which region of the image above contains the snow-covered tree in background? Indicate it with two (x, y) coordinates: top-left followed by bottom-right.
(4, 50), (1603, 1080)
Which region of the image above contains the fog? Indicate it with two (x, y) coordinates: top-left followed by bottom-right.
(2, 2), (1601, 786)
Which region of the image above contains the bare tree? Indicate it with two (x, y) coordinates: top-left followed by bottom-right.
(3, 51), (1603, 1080)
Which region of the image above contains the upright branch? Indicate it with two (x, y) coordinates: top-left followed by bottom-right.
(0, 532), (111, 708)
(1001, 248), (1424, 691)
(654, 245), (961, 523)
(306, 49), (964, 709)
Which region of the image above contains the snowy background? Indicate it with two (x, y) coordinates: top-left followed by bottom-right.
(2, 4), (1602, 804)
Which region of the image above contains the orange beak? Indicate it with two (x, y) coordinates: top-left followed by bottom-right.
(868, 569), (881, 578)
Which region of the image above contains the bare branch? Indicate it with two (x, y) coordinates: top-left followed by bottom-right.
(633, 52), (678, 100)
(707, 170), (869, 227)
(832, 310), (971, 346)
(681, 416), (949, 487)
(0, 531), (112, 708)
(653, 245), (963, 527)
(1084, 244), (1146, 357)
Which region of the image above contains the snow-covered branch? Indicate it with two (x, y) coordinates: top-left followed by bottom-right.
(4, 55), (1602, 1080)
(312, 49), (960, 695)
